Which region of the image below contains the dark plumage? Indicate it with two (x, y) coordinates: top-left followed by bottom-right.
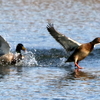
(11, 43), (26, 64)
(47, 23), (100, 69)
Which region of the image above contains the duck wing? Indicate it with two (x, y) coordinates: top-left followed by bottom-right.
(0, 36), (10, 56)
(47, 24), (81, 53)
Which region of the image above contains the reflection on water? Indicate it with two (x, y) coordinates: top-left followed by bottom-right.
(0, 50), (100, 99)
(0, 64), (97, 81)
(0, 66), (10, 79)
(72, 68), (96, 79)
(0, 65), (99, 99)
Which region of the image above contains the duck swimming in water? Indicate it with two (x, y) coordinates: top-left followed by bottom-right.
(0, 36), (26, 65)
(47, 24), (100, 69)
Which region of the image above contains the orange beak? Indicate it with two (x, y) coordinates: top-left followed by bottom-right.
(22, 46), (26, 51)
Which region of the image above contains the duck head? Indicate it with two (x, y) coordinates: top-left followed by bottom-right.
(91, 37), (100, 45)
(16, 43), (26, 53)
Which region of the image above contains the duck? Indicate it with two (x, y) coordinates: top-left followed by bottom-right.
(47, 23), (100, 69)
(0, 35), (26, 65)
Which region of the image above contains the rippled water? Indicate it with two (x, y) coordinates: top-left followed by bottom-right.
(0, 0), (100, 100)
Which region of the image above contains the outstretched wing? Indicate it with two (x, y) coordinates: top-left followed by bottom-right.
(47, 24), (81, 52)
(0, 36), (10, 56)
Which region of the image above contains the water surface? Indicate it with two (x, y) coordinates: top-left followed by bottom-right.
(0, 0), (100, 100)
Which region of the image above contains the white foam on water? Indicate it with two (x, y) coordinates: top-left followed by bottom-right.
(15, 50), (38, 67)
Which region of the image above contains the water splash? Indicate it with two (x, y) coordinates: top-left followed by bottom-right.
(59, 57), (66, 66)
(15, 50), (38, 67)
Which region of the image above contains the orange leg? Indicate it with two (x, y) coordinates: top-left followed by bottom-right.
(74, 62), (83, 69)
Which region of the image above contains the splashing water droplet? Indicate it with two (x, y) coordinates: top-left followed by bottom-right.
(15, 50), (38, 66)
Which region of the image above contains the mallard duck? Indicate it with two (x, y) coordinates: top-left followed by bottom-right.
(0, 36), (26, 65)
(47, 24), (100, 69)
